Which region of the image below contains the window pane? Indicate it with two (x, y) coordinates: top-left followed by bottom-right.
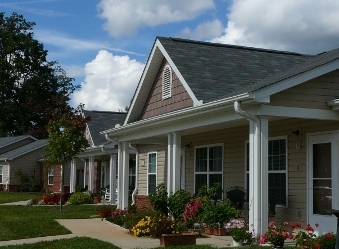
(148, 153), (156, 173)
(313, 179), (332, 215)
(148, 175), (156, 194)
(269, 173), (286, 205)
(209, 146), (222, 172)
(195, 174), (207, 194)
(196, 148), (207, 172)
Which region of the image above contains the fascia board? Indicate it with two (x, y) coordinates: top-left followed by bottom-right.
(77, 146), (118, 158)
(102, 93), (250, 138)
(252, 59), (339, 102)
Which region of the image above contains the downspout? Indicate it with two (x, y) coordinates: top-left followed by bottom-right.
(130, 145), (138, 206)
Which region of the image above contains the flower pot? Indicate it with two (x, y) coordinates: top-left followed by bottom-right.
(233, 239), (243, 247)
(94, 196), (101, 203)
(160, 232), (198, 247)
(214, 227), (227, 236)
(98, 210), (110, 220)
(204, 227), (214, 235)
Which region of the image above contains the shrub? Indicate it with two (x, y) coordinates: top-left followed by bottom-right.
(314, 232), (336, 249)
(168, 189), (191, 220)
(68, 192), (93, 205)
(130, 215), (176, 238)
(42, 193), (71, 205)
(148, 183), (168, 215)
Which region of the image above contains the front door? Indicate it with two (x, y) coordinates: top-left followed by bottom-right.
(307, 132), (338, 235)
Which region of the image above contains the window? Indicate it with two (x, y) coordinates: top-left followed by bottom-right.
(0, 166), (3, 183)
(148, 152), (157, 194)
(162, 65), (172, 99)
(195, 144), (223, 198)
(48, 168), (54, 185)
(246, 138), (287, 206)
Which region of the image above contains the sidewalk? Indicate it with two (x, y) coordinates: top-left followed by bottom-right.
(0, 214), (233, 249)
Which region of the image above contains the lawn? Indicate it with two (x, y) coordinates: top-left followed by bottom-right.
(0, 192), (41, 204)
(0, 205), (97, 241)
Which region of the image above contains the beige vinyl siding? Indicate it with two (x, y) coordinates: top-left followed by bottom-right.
(9, 147), (47, 185)
(270, 69), (339, 109)
(0, 164), (10, 183)
(137, 144), (166, 195)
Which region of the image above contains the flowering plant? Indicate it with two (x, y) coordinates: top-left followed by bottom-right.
(227, 219), (254, 244)
(259, 221), (294, 246)
(183, 198), (203, 228)
(293, 223), (319, 249)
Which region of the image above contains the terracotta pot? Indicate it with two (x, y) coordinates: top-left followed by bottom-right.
(94, 196), (101, 203)
(213, 227), (227, 236)
(204, 227), (214, 235)
(98, 210), (110, 220)
(160, 232), (198, 247)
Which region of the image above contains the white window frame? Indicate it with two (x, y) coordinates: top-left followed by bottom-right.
(48, 168), (54, 185)
(0, 165), (3, 184)
(162, 65), (172, 99)
(194, 143), (224, 196)
(245, 136), (288, 207)
(147, 152), (157, 195)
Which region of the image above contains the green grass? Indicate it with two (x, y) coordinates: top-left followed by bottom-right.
(0, 205), (97, 241)
(0, 237), (121, 249)
(0, 192), (41, 204)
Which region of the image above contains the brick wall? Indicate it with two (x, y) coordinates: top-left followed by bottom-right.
(135, 195), (153, 211)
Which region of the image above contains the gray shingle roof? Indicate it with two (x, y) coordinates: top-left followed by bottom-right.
(0, 139), (48, 161)
(0, 135), (36, 148)
(157, 37), (318, 103)
(83, 110), (127, 146)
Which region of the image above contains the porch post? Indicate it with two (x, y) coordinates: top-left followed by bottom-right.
(167, 133), (173, 195)
(83, 160), (87, 188)
(109, 153), (117, 204)
(69, 159), (76, 193)
(88, 156), (94, 192)
(121, 142), (130, 209)
(172, 132), (181, 193)
(117, 143), (122, 208)
(248, 118), (268, 237)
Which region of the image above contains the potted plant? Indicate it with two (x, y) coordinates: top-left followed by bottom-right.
(259, 221), (294, 248)
(96, 204), (114, 220)
(229, 221), (254, 246)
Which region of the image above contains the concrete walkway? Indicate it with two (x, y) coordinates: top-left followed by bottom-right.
(0, 200), (234, 249)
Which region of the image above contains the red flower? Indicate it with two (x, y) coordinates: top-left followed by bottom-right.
(314, 243), (320, 249)
(306, 224), (314, 232)
(325, 233), (332, 239)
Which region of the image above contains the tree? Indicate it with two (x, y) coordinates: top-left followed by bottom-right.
(0, 12), (79, 138)
(45, 104), (90, 211)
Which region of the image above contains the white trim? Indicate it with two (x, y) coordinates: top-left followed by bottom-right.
(0, 165), (3, 184)
(193, 143), (224, 196)
(48, 168), (54, 185)
(147, 151), (157, 195)
(253, 59), (339, 102)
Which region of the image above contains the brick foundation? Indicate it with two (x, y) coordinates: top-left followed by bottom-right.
(135, 195), (153, 211)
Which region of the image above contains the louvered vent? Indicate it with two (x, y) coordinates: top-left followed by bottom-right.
(162, 65), (172, 99)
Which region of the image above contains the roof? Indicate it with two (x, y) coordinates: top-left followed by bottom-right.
(157, 37), (313, 103)
(0, 135), (36, 149)
(83, 110), (127, 146)
(0, 139), (48, 161)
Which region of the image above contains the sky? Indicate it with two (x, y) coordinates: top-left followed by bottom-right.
(1, 0), (339, 112)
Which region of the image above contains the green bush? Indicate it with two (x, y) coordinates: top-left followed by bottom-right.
(168, 189), (191, 220)
(314, 232), (336, 249)
(147, 183), (168, 215)
(68, 192), (93, 205)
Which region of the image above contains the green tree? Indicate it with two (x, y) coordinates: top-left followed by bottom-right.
(45, 104), (90, 210)
(0, 12), (78, 138)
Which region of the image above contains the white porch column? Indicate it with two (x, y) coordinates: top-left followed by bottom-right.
(167, 133), (173, 195)
(117, 143), (122, 208)
(121, 142), (130, 209)
(109, 154), (117, 204)
(69, 159), (76, 193)
(172, 132), (181, 193)
(88, 156), (94, 192)
(83, 160), (86, 188)
(248, 118), (268, 237)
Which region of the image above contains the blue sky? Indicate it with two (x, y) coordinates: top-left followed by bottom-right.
(1, 0), (339, 111)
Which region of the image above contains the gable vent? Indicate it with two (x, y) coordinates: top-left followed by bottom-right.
(162, 65), (172, 99)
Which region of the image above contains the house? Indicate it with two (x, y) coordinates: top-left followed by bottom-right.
(0, 136), (48, 191)
(102, 37), (339, 236)
(48, 110), (136, 203)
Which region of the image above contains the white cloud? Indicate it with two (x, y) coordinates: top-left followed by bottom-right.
(64, 65), (85, 78)
(72, 50), (145, 111)
(210, 0), (339, 53)
(97, 0), (215, 37)
(177, 19), (223, 40)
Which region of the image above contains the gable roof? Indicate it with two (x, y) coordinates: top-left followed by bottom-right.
(83, 110), (127, 146)
(0, 139), (48, 161)
(126, 37), (339, 124)
(0, 135), (37, 149)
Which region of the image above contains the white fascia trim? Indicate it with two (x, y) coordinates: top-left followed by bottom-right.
(258, 105), (339, 120)
(85, 125), (94, 146)
(102, 93), (250, 137)
(252, 59), (339, 102)
(156, 40), (200, 105)
(77, 146), (118, 158)
(124, 41), (159, 125)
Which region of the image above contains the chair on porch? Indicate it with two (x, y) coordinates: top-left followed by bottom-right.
(225, 186), (246, 217)
(104, 186), (110, 202)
